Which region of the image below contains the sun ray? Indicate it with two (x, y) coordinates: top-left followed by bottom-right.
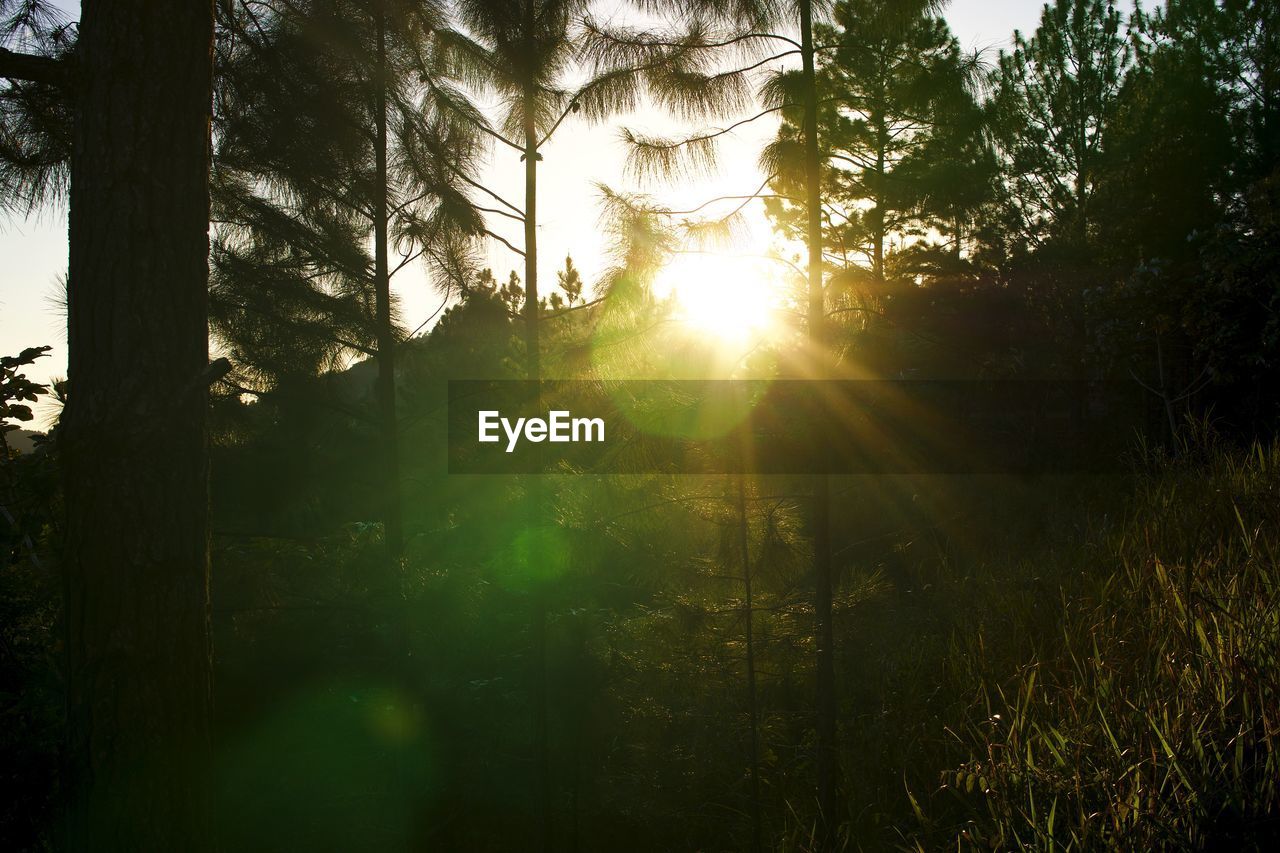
(652, 252), (783, 346)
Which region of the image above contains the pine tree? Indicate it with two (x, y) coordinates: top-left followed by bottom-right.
(58, 0), (216, 846)
(214, 0), (486, 560)
(988, 0), (1128, 253)
(584, 0), (850, 837)
(438, 6), (666, 843)
(768, 0), (979, 282)
(0, 0), (73, 213)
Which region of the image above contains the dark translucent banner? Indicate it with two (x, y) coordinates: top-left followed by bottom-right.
(447, 380), (1149, 475)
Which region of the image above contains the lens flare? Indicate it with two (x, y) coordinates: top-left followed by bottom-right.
(653, 254), (782, 344)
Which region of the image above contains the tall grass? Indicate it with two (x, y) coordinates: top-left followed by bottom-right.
(911, 431), (1280, 849)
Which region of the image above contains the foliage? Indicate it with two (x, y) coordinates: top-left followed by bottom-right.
(1188, 169), (1280, 431)
(909, 431), (1280, 849)
(0, 0), (73, 213)
(0, 345), (59, 852)
(986, 0), (1129, 253)
(212, 0), (484, 390)
(0, 345), (48, 445)
(2, 0), (1280, 849)
(769, 0), (991, 279)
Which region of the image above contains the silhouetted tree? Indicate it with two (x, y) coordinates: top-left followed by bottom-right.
(214, 0), (485, 559)
(987, 0), (1128, 254)
(54, 0), (217, 847)
(587, 0), (849, 836)
(769, 0), (981, 281)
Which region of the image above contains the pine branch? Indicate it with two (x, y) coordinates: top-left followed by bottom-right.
(581, 18), (801, 59)
(474, 204), (525, 224)
(661, 176), (793, 216)
(483, 228), (525, 258)
(403, 288), (452, 340)
(0, 46), (71, 86)
(446, 161), (524, 217)
(714, 50), (801, 80)
(389, 246), (426, 278)
(622, 105), (791, 180)
(425, 79), (523, 152)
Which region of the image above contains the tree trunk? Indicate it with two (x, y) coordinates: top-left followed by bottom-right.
(736, 472), (763, 853)
(800, 0), (839, 846)
(59, 0), (216, 848)
(522, 80), (552, 853)
(873, 107), (887, 282)
(372, 12), (403, 561)
(523, 99), (541, 388)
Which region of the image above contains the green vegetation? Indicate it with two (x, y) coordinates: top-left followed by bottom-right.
(919, 434), (1280, 849)
(1, 0), (1278, 849)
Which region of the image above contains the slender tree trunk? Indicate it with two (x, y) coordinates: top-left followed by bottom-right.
(873, 108), (886, 282)
(530, 588), (551, 853)
(800, 0), (839, 846)
(568, 616), (585, 853)
(59, 1), (216, 848)
(522, 79), (552, 853)
(523, 103), (541, 387)
(372, 12), (403, 561)
(1075, 139), (1088, 248)
(736, 472), (763, 853)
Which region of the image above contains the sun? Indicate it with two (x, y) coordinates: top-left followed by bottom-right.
(652, 253), (783, 345)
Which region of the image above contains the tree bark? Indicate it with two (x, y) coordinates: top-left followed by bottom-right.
(59, 0), (216, 848)
(801, 0), (839, 847)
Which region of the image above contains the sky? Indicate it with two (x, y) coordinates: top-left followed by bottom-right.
(0, 0), (1064, 425)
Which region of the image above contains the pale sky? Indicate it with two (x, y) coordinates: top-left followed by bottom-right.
(0, 1), (1066, 425)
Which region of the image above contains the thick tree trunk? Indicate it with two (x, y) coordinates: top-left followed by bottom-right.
(59, 1), (216, 848)
(800, 0), (839, 846)
(372, 12), (404, 561)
